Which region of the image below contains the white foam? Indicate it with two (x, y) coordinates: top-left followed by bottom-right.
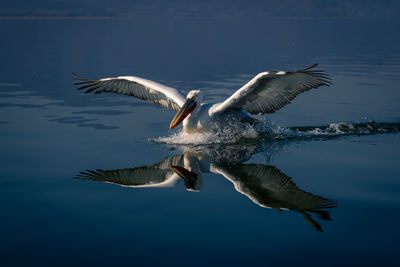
(152, 123), (260, 145)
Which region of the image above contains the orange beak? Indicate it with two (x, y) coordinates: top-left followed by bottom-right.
(169, 98), (197, 130)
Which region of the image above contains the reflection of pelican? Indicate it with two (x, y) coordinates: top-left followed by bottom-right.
(78, 155), (202, 191)
(74, 64), (331, 133)
(77, 146), (337, 232)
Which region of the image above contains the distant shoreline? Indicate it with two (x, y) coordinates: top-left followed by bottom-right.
(0, 16), (114, 20)
(0, 15), (398, 21)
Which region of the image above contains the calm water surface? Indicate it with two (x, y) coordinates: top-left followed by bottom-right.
(0, 17), (400, 266)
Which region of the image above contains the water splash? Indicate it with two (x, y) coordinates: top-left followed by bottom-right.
(153, 122), (260, 145)
(281, 121), (400, 139)
(152, 120), (400, 145)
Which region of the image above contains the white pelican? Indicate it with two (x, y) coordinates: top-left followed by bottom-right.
(74, 64), (331, 133)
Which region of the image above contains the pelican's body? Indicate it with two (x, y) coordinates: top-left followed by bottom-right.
(74, 64), (331, 134)
(182, 103), (207, 133)
(181, 103), (250, 133)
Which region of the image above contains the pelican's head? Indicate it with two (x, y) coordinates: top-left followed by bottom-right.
(169, 90), (201, 130)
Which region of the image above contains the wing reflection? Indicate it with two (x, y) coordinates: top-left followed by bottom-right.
(214, 164), (337, 232)
(77, 145), (337, 231)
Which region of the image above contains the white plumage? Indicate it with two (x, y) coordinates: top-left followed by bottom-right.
(74, 64), (331, 133)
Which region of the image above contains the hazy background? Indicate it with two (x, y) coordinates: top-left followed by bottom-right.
(1, 0), (399, 19)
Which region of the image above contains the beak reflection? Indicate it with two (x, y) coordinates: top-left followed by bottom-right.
(169, 165), (199, 190)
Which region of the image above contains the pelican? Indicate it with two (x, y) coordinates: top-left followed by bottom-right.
(74, 64), (331, 133)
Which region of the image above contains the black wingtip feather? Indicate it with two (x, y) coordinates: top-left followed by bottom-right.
(72, 72), (90, 81)
(295, 64), (332, 86)
(85, 85), (101, 93)
(301, 63), (319, 71)
(74, 80), (92, 86)
(72, 72), (98, 84)
(78, 83), (96, 90)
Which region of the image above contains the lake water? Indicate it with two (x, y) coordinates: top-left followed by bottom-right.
(1, 17), (400, 266)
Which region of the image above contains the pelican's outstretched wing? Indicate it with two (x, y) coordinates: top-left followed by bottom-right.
(210, 64), (331, 115)
(77, 156), (184, 188)
(74, 74), (186, 111)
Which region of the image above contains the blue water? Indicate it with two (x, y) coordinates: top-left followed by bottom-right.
(1, 14), (400, 266)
